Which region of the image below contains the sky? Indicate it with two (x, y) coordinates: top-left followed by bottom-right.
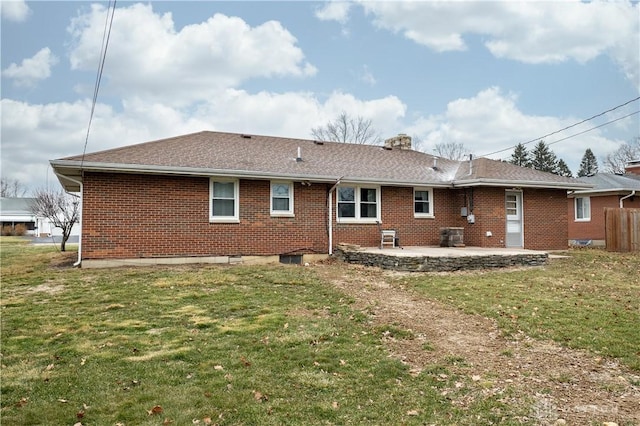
(1, 0), (639, 192)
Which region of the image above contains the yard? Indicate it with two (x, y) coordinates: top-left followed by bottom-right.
(1, 237), (638, 425)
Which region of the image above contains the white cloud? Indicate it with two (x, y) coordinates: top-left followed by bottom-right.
(1, 0), (31, 22)
(2, 47), (58, 87)
(359, 0), (639, 88)
(67, 3), (317, 106)
(406, 87), (625, 174)
(315, 1), (352, 24)
(1, 90), (406, 190)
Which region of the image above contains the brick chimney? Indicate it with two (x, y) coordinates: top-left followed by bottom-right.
(384, 133), (412, 150)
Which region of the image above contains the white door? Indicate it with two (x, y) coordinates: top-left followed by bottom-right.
(505, 191), (523, 248)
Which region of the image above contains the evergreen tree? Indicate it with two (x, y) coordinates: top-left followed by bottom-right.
(577, 148), (599, 177)
(555, 159), (573, 177)
(509, 143), (531, 167)
(531, 140), (557, 173)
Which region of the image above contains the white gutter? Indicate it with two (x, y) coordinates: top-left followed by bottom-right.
(54, 172), (83, 267)
(327, 177), (343, 255)
(620, 190), (636, 208)
(452, 178), (593, 190)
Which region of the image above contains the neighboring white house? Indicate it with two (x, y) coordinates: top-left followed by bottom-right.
(0, 197), (80, 237)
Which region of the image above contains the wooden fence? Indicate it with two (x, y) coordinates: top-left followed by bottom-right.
(605, 208), (640, 252)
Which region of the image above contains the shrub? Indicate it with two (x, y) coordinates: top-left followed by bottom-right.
(13, 224), (27, 236)
(1, 224), (28, 236)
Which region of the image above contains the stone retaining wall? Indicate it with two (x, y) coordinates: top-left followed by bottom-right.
(334, 248), (548, 272)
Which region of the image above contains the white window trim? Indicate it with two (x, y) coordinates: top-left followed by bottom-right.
(270, 181), (294, 217)
(336, 185), (381, 224)
(574, 196), (591, 222)
(413, 187), (434, 218)
(209, 178), (239, 223)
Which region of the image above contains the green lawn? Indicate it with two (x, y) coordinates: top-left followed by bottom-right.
(1, 238), (522, 425)
(1, 238), (638, 425)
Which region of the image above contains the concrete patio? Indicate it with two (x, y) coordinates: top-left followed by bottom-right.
(334, 244), (549, 272)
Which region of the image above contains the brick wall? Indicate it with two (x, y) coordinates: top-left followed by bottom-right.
(568, 194), (640, 241)
(82, 173), (329, 259)
(522, 188), (569, 250)
(461, 187), (569, 250)
(81, 172), (571, 259)
(333, 187), (463, 247)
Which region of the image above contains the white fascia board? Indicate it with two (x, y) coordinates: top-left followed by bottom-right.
(570, 188), (640, 196)
(50, 160), (452, 188)
(452, 178), (593, 190)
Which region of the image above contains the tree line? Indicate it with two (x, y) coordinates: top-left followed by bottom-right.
(508, 137), (639, 177)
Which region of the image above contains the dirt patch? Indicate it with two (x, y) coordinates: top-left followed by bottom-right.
(48, 252), (78, 269)
(312, 261), (640, 425)
(28, 283), (65, 295)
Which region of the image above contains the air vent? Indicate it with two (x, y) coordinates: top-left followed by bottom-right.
(240, 134), (252, 139)
(313, 140), (324, 145)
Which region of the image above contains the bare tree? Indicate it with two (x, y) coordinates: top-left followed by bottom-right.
(433, 141), (469, 161)
(1, 177), (28, 197)
(602, 137), (640, 174)
(30, 188), (80, 252)
(311, 111), (381, 144)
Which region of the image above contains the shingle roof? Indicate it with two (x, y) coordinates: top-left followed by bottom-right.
(571, 173), (640, 195)
(51, 131), (591, 192)
(0, 197), (36, 215)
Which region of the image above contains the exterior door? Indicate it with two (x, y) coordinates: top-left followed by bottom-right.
(505, 191), (523, 248)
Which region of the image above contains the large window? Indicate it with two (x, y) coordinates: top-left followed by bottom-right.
(337, 185), (380, 223)
(414, 188), (434, 217)
(575, 197), (590, 221)
(210, 178), (239, 222)
(271, 181), (294, 216)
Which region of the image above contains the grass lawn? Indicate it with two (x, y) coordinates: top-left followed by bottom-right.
(1, 238), (522, 425)
(397, 249), (640, 372)
(1, 238), (638, 425)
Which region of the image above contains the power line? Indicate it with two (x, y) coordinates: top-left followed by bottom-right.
(545, 110), (639, 147)
(80, 0), (117, 169)
(482, 96), (640, 157)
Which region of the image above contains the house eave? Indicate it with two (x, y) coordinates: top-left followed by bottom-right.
(452, 178), (592, 190)
(50, 160), (453, 191)
(568, 188), (640, 197)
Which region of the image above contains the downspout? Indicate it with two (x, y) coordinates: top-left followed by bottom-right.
(54, 172), (83, 267)
(620, 190), (636, 208)
(327, 177), (343, 255)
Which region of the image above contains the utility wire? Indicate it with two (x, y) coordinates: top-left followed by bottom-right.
(80, 0), (116, 169)
(482, 96), (640, 157)
(545, 110), (639, 147)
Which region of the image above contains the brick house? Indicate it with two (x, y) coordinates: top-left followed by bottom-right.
(568, 173), (640, 247)
(51, 131), (590, 267)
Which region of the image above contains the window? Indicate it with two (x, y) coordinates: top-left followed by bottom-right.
(414, 188), (434, 217)
(210, 178), (239, 222)
(271, 181), (294, 216)
(337, 185), (380, 222)
(506, 194), (519, 219)
(575, 197), (590, 221)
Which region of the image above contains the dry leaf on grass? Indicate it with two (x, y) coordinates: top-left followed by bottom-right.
(147, 405), (163, 415)
(253, 390), (268, 402)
